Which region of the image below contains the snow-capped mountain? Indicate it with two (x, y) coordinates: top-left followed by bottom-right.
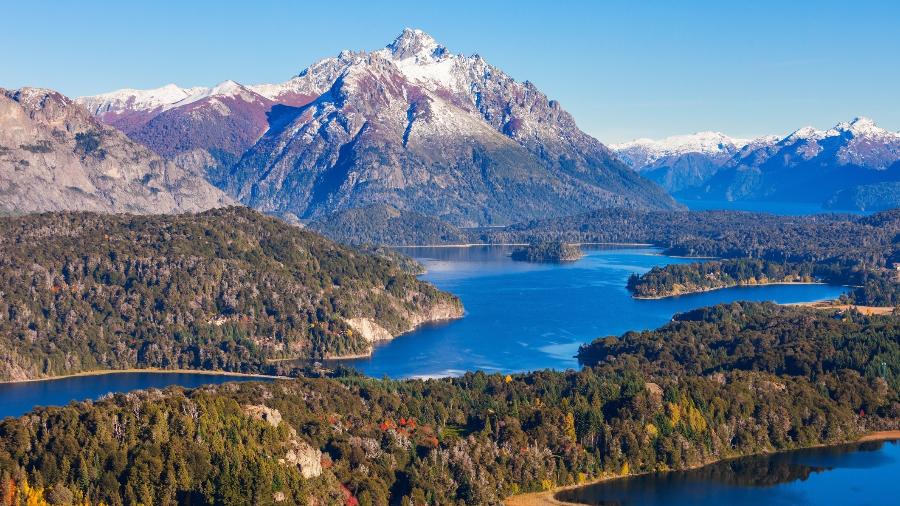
(758, 117), (900, 169)
(0, 87), (231, 214)
(75, 53), (361, 169)
(81, 28), (678, 225)
(77, 80), (277, 173)
(612, 131), (752, 169)
(224, 28), (678, 225)
(77, 83), (207, 119)
(681, 117), (900, 209)
(611, 132), (764, 193)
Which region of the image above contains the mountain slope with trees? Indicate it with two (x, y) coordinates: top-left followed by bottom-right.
(0, 207), (461, 381)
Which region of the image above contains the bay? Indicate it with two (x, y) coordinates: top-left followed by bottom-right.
(339, 246), (847, 378)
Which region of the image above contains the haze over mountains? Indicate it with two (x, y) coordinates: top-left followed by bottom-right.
(76, 28), (679, 225)
(614, 118), (900, 211)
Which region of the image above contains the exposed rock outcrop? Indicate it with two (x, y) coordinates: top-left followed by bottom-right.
(345, 318), (394, 343)
(281, 440), (323, 479)
(242, 404), (283, 427)
(243, 404), (323, 479)
(0, 87), (231, 214)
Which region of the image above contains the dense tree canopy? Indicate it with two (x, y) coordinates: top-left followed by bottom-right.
(0, 207), (460, 380)
(1, 303), (896, 505)
(510, 241), (583, 263)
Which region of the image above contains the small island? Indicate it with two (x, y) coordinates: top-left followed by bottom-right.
(511, 241), (584, 263)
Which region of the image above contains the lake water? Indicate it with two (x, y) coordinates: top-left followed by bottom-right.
(0, 246), (846, 418)
(0, 372), (271, 420)
(340, 246), (846, 378)
(557, 439), (900, 506)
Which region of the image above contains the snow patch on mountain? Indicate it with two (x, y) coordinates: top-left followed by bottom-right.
(612, 131), (752, 169)
(172, 80), (267, 109)
(76, 84), (207, 115)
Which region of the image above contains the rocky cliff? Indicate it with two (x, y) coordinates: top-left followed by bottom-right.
(0, 87), (231, 214)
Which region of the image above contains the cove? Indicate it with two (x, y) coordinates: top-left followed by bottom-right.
(339, 246), (847, 378)
(0, 372), (273, 420)
(556, 439), (900, 506)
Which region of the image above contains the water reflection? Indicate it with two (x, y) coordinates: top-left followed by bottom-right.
(557, 440), (899, 506)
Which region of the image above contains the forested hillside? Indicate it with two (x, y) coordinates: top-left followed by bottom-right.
(0, 207), (461, 381)
(578, 302), (900, 391)
(0, 303), (896, 505)
(308, 205), (470, 246)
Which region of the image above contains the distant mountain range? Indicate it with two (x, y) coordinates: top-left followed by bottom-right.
(613, 132), (761, 193)
(0, 87), (231, 214)
(76, 28), (679, 226)
(8, 29), (899, 221)
(613, 118), (900, 211)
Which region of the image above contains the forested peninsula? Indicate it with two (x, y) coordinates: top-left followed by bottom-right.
(627, 259), (822, 299)
(0, 207), (462, 381)
(0, 302), (896, 505)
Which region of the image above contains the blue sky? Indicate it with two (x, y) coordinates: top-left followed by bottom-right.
(3, 0), (898, 143)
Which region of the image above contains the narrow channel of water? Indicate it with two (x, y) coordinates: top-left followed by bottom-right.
(0, 372), (272, 419)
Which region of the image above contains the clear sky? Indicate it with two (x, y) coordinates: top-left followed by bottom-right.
(3, 0), (898, 143)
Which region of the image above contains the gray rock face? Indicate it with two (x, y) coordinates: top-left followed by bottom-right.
(221, 29), (678, 226)
(0, 87), (232, 214)
(243, 404), (323, 479)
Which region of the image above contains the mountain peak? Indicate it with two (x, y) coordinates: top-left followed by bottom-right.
(851, 116), (876, 128)
(612, 131), (751, 159)
(387, 28), (444, 59)
(210, 80), (244, 95)
(831, 116), (887, 137)
(786, 125), (822, 142)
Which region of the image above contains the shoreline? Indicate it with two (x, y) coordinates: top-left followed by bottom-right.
(504, 430), (900, 506)
(329, 311), (465, 361)
(0, 367), (286, 385)
(632, 281), (832, 300)
(391, 242), (655, 249)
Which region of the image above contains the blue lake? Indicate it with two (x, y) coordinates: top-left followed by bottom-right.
(0, 372), (271, 419)
(557, 439), (900, 506)
(340, 246), (847, 378)
(0, 246), (847, 418)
